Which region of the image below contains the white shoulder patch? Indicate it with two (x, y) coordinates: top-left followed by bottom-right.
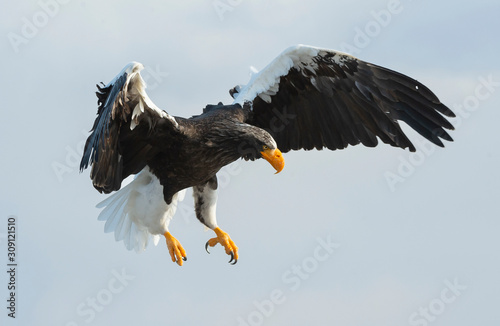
(233, 45), (357, 106)
(106, 61), (179, 131)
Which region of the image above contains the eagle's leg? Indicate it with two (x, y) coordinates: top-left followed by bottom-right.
(193, 176), (239, 264)
(164, 231), (187, 266)
(205, 227), (239, 264)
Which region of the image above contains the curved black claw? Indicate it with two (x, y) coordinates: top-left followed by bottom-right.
(205, 241), (211, 254)
(228, 251), (237, 265)
(182, 256), (187, 262)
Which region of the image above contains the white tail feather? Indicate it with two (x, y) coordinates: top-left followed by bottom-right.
(96, 167), (186, 252)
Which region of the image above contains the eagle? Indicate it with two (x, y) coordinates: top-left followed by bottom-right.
(80, 45), (455, 266)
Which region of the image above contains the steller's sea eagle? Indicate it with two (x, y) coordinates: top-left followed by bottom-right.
(80, 45), (455, 266)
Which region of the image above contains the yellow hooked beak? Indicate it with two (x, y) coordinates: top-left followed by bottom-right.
(260, 148), (285, 174)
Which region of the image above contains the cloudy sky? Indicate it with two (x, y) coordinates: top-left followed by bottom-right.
(1, 1), (499, 325)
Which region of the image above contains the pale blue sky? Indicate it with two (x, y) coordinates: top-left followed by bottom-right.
(1, 1), (499, 326)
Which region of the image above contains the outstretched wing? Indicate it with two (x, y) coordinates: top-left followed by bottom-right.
(80, 62), (179, 193)
(232, 45), (455, 153)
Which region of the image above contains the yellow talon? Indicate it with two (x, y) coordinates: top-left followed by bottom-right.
(164, 231), (187, 266)
(205, 227), (239, 264)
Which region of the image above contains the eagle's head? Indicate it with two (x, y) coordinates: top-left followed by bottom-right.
(237, 126), (285, 174)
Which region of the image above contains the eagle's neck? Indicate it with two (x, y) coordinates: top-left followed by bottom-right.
(202, 121), (254, 162)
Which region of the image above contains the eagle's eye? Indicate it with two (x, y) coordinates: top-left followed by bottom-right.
(262, 145), (269, 150)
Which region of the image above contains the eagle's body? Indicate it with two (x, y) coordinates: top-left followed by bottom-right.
(148, 105), (252, 201)
(80, 45), (455, 265)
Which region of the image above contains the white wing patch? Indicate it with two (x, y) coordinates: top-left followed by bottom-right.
(96, 167), (186, 252)
(233, 44), (356, 106)
(130, 100), (144, 130)
(109, 62), (178, 130)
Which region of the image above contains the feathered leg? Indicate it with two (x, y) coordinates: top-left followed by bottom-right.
(193, 176), (239, 264)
